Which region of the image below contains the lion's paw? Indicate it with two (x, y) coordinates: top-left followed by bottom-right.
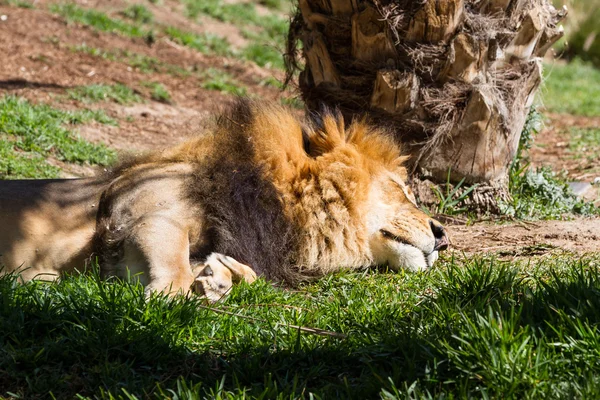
(192, 253), (256, 302)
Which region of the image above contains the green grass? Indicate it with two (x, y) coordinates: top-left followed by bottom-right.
(0, 140), (61, 179)
(179, 0), (288, 68)
(240, 41), (284, 69)
(570, 126), (600, 155)
(6, 0), (33, 8)
(52, 1), (286, 69)
(71, 44), (187, 75)
(200, 68), (247, 96)
(542, 59), (600, 117)
(504, 166), (598, 219)
(2, 255), (600, 398)
(164, 26), (231, 56)
(122, 4), (154, 24)
(142, 81), (172, 103)
(70, 43), (118, 61)
(0, 96), (116, 178)
(68, 84), (143, 105)
(502, 109), (599, 219)
(51, 3), (148, 38)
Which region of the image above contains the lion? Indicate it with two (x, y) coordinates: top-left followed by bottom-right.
(0, 100), (449, 299)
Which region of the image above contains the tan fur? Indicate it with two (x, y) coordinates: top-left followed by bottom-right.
(0, 101), (447, 297)
(0, 179), (106, 280)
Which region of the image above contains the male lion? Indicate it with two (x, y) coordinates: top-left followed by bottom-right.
(0, 100), (448, 299)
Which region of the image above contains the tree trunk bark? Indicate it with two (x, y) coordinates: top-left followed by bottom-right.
(286, 0), (567, 206)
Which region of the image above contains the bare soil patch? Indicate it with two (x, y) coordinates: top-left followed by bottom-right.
(531, 112), (600, 181)
(447, 218), (600, 257)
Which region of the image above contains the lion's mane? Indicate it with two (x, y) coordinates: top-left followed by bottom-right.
(96, 100), (407, 284)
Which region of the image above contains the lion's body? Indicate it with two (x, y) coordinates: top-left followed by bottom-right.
(0, 101), (447, 294)
(0, 179), (105, 280)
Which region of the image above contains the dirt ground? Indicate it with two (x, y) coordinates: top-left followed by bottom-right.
(448, 218), (600, 256)
(0, 1), (598, 259)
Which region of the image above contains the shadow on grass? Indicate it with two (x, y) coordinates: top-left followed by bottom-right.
(1, 259), (600, 398)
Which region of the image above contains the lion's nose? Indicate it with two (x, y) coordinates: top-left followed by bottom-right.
(429, 220), (449, 251)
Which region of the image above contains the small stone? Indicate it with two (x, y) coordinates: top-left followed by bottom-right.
(593, 177), (600, 185)
(0, 15), (7, 21)
(568, 182), (592, 196)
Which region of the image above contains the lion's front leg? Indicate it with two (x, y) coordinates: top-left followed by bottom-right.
(110, 214), (197, 296)
(192, 253), (256, 302)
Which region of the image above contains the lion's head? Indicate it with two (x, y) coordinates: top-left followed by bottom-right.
(307, 112), (450, 272)
(366, 170), (448, 271)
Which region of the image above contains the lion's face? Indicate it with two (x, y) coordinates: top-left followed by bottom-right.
(366, 171), (448, 271)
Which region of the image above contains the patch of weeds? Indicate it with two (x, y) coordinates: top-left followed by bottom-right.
(68, 84), (143, 105)
(569, 127), (600, 160)
(502, 108), (599, 219)
(118, 50), (187, 75)
(181, 0), (288, 68)
(505, 167), (599, 219)
(0, 96), (116, 176)
(238, 16), (288, 68)
(141, 82), (172, 103)
(122, 4), (153, 24)
(542, 59), (600, 117)
(75, 109), (118, 126)
(51, 4), (147, 38)
(0, 140), (61, 179)
(125, 51), (164, 73)
(200, 68), (247, 96)
(183, 0), (244, 21)
(7, 0), (34, 8)
(240, 41), (284, 69)
(70, 43), (117, 61)
(71, 44), (184, 75)
(164, 26), (231, 56)
(238, 14), (288, 42)
(183, 0), (287, 36)
(432, 171), (478, 216)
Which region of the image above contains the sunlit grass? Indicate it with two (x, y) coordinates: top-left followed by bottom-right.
(542, 59), (600, 117)
(0, 96), (116, 178)
(68, 84), (143, 105)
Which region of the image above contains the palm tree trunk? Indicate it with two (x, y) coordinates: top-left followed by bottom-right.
(286, 0), (566, 208)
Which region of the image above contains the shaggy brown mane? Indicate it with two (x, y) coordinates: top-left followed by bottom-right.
(97, 99), (411, 285)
